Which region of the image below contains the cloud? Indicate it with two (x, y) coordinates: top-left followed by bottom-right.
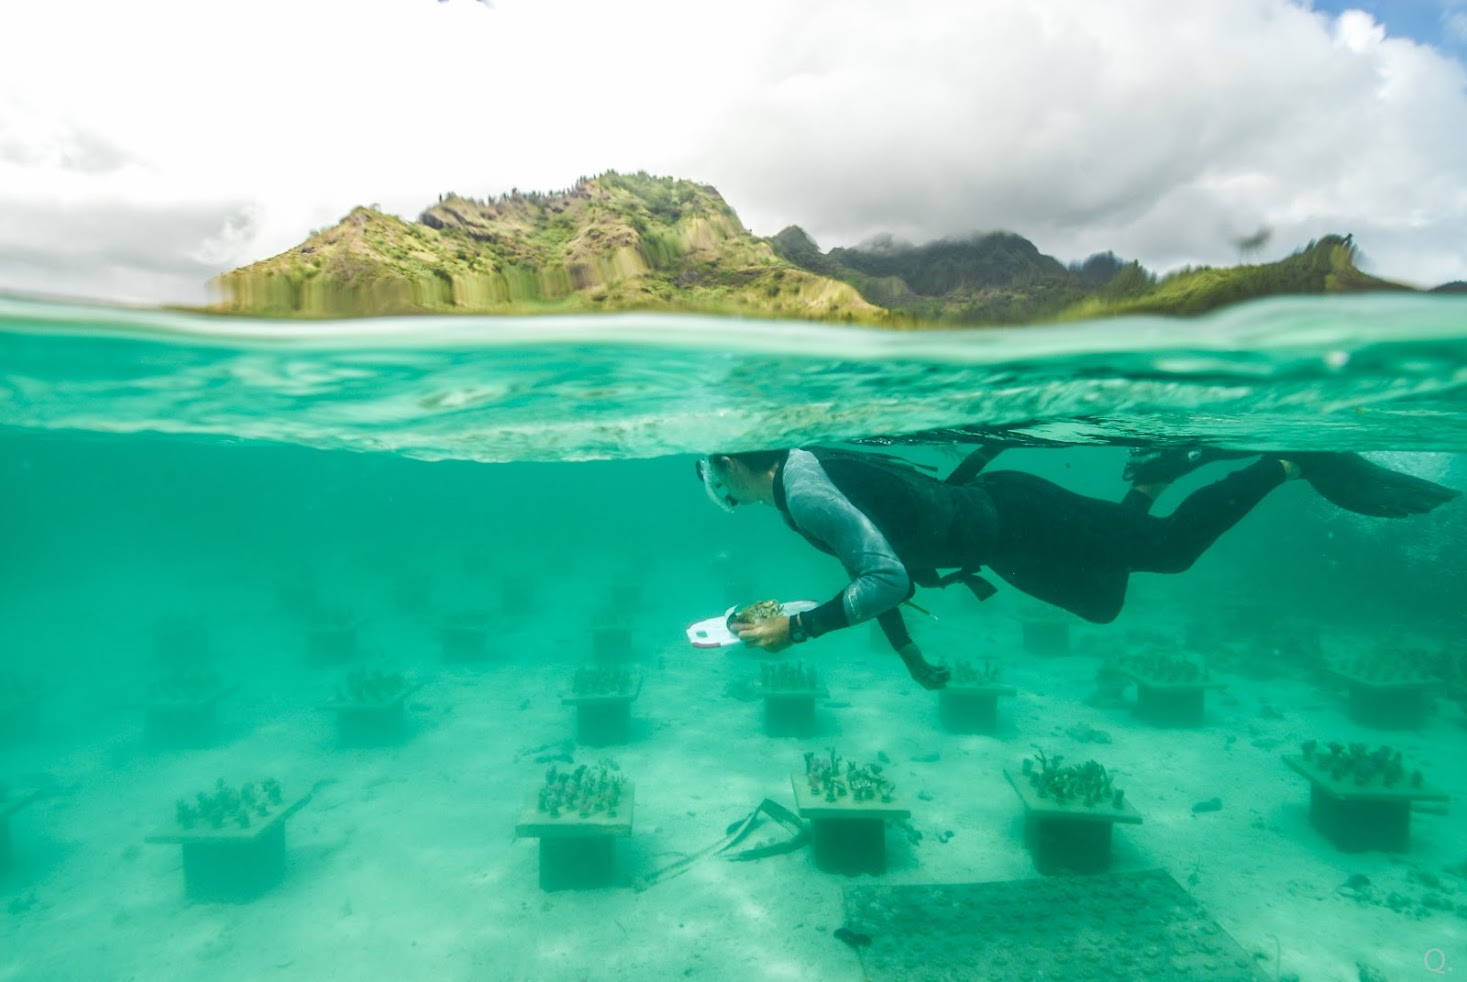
(0, 198), (257, 304)
(1, 0), (1465, 302)
(0, 123), (130, 174)
(1446, 5), (1467, 44)
(683, 1), (1467, 285)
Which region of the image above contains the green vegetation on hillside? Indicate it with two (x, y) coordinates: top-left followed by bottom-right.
(211, 171), (1414, 326)
(1054, 234), (1407, 320)
(774, 229), (1405, 326)
(773, 227), (1102, 326)
(212, 172), (881, 323)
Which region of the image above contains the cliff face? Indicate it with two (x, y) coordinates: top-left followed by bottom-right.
(213, 172), (1412, 325)
(211, 172), (881, 322)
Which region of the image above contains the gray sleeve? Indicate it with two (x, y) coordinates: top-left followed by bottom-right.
(783, 450), (911, 626)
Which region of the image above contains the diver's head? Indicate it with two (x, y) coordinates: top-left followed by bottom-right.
(695, 450), (785, 511)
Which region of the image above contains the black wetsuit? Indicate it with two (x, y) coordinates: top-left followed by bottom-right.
(773, 447), (1285, 649)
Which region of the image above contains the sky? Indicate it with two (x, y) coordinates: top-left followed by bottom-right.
(1, 0), (1466, 305)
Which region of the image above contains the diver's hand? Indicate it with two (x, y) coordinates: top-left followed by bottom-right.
(898, 642), (949, 690)
(733, 615), (793, 653)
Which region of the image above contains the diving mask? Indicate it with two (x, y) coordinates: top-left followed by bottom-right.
(696, 456), (738, 512)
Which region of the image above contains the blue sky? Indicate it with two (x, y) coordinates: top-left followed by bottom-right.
(1313, 0), (1467, 59)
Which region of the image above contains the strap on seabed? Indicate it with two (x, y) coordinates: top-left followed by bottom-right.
(633, 798), (809, 890)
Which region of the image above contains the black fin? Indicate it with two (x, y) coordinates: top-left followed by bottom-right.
(1290, 452), (1461, 518)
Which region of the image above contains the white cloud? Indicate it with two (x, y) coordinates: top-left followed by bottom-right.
(1, 0), (1466, 302)
(1334, 9), (1387, 51)
(1446, 6), (1467, 44)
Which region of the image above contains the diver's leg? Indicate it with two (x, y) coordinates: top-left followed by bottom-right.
(1123, 447), (1261, 512)
(1125, 457), (1288, 573)
(946, 442), (1007, 485)
(979, 471), (1135, 624)
(1121, 487), (1156, 512)
(986, 549), (1130, 624)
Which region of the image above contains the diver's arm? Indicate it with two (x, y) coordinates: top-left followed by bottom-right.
(897, 642), (949, 690)
(875, 607), (912, 649)
(874, 607), (949, 689)
(777, 456), (948, 687)
(781, 455), (911, 639)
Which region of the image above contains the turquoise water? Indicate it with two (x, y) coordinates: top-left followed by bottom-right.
(4, 293), (1467, 459)
(1, 293), (1466, 980)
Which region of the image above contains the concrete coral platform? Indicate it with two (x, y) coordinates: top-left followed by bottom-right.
(515, 783), (635, 891)
(145, 793), (313, 902)
(1282, 753), (1449, 852)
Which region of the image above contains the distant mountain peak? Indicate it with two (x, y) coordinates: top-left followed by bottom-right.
(210, 173), (1413, 324)
(212, 171), (878, 321)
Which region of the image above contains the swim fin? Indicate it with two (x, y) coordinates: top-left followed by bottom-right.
(1287, 452), (1461, 518)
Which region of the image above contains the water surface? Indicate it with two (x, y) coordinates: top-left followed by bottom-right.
(4, 293), (1466, 459)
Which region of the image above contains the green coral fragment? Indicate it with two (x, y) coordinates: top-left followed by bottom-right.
(174, 779), (284, 830)
(536, 760), (625, 819)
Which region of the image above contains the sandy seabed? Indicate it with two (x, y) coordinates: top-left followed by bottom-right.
(2, 564), (1465, 982)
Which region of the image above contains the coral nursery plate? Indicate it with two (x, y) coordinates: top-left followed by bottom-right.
(685, 601), (818, 649)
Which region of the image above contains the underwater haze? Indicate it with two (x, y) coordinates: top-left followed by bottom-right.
(2, 294), (1466, 981)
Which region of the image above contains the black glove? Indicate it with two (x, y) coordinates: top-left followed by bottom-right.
(898, 643), (949, 690)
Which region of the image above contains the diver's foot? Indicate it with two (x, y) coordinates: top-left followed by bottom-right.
(1287, 452), (1461, 518)
(1123, 447), (1237, 487)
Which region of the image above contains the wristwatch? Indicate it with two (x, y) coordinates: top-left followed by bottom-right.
(789, 613), (809, 644)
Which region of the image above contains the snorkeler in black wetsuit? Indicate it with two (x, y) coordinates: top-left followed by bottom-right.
(696, 446), (1459, 690)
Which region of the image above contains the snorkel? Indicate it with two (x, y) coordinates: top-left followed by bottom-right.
(696, 456), (738, 512)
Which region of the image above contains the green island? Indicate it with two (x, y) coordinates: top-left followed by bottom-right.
(205, 171), (1442, 327)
